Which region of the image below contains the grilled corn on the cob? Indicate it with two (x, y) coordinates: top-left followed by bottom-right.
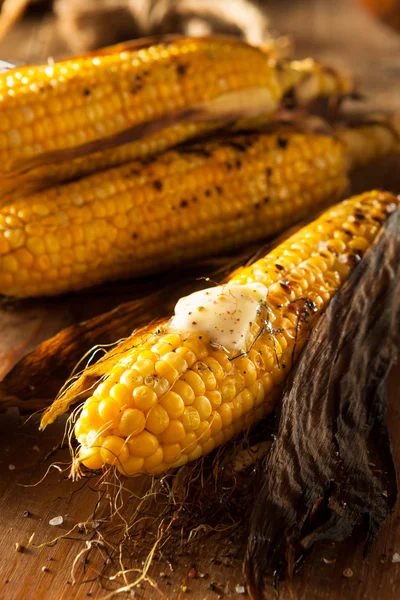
(0, 36), (353, 195)
(0, 119), (398, 298)
(47, 190), (398, 476)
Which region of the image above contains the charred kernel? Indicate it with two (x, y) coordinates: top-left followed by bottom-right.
(133, 386), (158, 411)
(100, 436), (129, 465)
(161, 420), (186, 443)
(128, 431), (159, 457)
(146, 405), (170, 434)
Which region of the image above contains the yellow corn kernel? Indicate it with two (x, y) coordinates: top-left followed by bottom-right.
(181, 432), (198, 454)
(146, 405), (170, 434)
(128, 430), (159, 457)
(187, 445), (203, 461)
(220, 378), (236, 402)
(219, 404), (233, 427)
(133, 386), (158, 411)
(161, 420), (186, 444)
(118, 409), (146, 437)
(181, 370), (206, 396)
(163, 352), (188, 374)
(184, 335), (208, 360)
(212, 351), (233, 375)
(100, 436), (129, 465)
(98, 399), (122, 426)
(175, 347), (197, 368)
(208, 412), (223, 435)
(143, 374), (170, 398)
(195, 421), (212, 443)
(163, 444), (181, 464)
(192, 362), (217, 390)
(205, 390), (222, 410)
(117, 455), (145, 475)
(80, 448), (105, 471)
(133, 359), (155, 377)
(171, 380), (195, 405)
(193, 396), (212, 420)
(234, 357), (258, 387)
(120, 369), (144, 390)
(201, 438), (216, 455)
(143, 447), (164, 470)
(80, 402), (104, 431)
(160, 391), (185, 419)
(202, 356), (225, 381)
(181, 406), (201, 431)
(155, 360), (179, 384)
(110, 383), (132, 406)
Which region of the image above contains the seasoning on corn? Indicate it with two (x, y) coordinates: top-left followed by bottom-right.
(0, 36), (353, 197)
(1, 119), (398, 298)
(42, 190), (399, 477)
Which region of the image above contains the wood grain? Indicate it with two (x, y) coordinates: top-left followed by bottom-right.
(0, 1), (400, 599)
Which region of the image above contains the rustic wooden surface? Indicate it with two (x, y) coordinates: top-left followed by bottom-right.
(0, 1), (400, 599)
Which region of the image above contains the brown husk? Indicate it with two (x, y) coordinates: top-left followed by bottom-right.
(244, 208), (400, 598)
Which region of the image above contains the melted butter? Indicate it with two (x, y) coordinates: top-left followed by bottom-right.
(169, 283), (268, 352)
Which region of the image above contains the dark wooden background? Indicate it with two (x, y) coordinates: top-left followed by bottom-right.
(0, 1), (400, 599)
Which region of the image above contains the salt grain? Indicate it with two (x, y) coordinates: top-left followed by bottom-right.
(392, 553), (400, 563)
(235, 584), (246, 594)
(49, 516), (63, 526)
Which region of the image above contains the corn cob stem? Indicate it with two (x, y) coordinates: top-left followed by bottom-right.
(0, 119), (399, 298)
(40, 191), (399, 477)
(0, 36), (353, 195)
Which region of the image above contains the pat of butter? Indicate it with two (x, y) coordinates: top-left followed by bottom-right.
(169, 283), (268, 352)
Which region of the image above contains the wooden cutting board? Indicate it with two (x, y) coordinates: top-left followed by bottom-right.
(1, 1), (400, 598)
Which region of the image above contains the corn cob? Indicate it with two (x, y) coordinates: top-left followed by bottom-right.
(0, 36), (353, 196)
(0, 119), (398, 298)
(60, 190), (398, 476)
